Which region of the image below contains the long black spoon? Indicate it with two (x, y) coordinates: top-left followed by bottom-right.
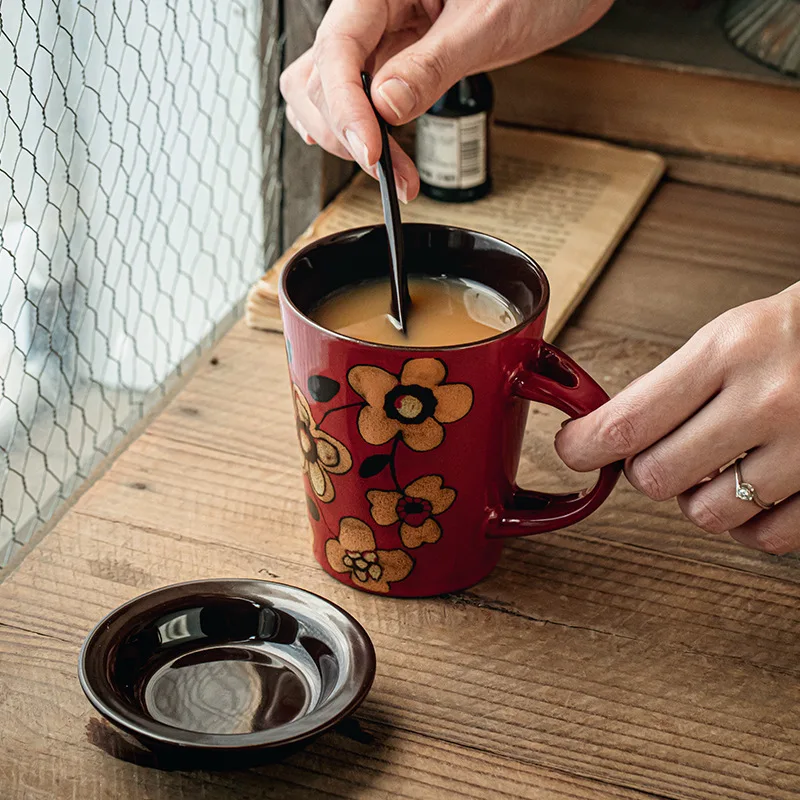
(361, 72), (410, 334)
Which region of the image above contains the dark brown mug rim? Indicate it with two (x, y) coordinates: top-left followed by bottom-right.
(279, 223), (551, 352)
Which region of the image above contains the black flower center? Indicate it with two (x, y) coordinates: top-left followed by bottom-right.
(296, 420), (318, 463)
(384, 384), (437, 424)
(397, 496), (433, 526)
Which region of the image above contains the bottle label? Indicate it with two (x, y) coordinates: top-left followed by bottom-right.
(416, 112), (487, 190)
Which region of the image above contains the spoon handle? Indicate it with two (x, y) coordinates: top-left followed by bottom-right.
(361, 72), (409, 333)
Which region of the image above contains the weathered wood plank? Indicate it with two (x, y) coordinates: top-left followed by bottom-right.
(493, 52), (800, 169)
(2, 507), (799, 800)
(259, 0), (283, 264)
(568, 182), (800, 346)
(0, 621), (654, 800)
(666, 155), (800, 204)
(279, 0), (355, 247)
(1, 179), (799, 800)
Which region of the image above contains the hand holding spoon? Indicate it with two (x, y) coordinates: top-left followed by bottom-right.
(361, 72), (410, 334)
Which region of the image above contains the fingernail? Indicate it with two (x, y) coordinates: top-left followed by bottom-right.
(377, 77), (415, 121)
(560, 419), (571, 430)
(345, 128), (371, 169)
(396, 174), (408, 204)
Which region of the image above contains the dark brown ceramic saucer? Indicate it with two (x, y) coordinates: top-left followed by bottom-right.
(79, 579), (375, 763)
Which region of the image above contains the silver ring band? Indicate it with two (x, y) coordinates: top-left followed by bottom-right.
(734, 458), (774, 510)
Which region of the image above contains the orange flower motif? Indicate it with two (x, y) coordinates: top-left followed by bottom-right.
(293, 386), (352, 503)
(325, 517), (413, 593)
(348, 358), (473, 452)
(367, 475), (456, 548)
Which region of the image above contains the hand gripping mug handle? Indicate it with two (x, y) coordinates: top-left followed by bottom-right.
(488, 342), (622, 538)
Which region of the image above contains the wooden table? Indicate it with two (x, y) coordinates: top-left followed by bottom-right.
(1, 181), (799, 799)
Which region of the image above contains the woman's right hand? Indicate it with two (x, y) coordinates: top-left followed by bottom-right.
(280, 0), (614, 202)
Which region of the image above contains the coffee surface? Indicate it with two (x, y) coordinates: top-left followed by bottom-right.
(310, 275), (521, 347)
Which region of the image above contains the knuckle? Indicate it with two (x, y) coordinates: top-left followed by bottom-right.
(281, 58), (315, 106)
(305, 68), (322, 100)
(787, 349), (800, 389)
(480, 0), (514, 32)
(313, 27), (366, 64)
(310, 27), (328, 59)
(279, 69), (290, 99)
(280, 52), (308, 90)
(597, 411), (638, 457)
(759, 378), (792, 418)
(707, 306), (758, 365)
(317, 130), (351, 160)
(749, 526), (795, 555)
(406, 48), (449, 86)
(628, 456), (673, 501)
(315, 128), (342, 151)
(684, 493), (729, 534)
(310, 36), (333, 78)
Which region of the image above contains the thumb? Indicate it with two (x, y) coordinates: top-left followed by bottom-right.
(371, 21), (479, 125)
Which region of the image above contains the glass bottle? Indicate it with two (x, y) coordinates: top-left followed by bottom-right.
(415, 73), (493, 203)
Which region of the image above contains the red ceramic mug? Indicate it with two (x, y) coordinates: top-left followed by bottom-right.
(279, 224), (621, 598)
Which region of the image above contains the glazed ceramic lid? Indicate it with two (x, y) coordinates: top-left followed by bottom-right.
(79, 579), (376, 755)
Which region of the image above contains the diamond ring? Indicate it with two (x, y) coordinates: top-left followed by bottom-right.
(734, 457), (774, 510)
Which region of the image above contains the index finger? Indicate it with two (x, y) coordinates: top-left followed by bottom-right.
(555, 332), (724, 472)
(312, 0), (387, 168)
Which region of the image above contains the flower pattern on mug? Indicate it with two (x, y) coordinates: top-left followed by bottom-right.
(293, 385), (352, 503)
(367, 475), (456, 548)
(348, 358), (473, 452)
(325, 517), (413, 593)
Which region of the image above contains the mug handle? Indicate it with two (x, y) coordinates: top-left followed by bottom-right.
(488, 342), (622, 538)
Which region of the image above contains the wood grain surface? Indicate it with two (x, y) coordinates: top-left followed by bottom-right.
(493, 52), (800, 170)
(666, 156), (800, 205)
(1, 181), (799, 799)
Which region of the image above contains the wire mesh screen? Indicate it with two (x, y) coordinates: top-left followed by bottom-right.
(0, 0), (281, 565)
